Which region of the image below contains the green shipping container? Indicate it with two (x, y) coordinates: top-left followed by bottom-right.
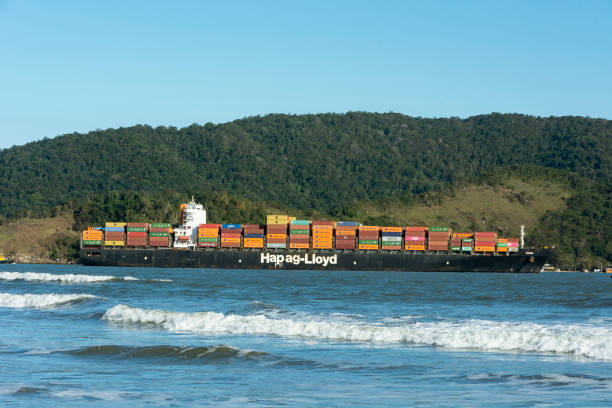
(127, 227), (147, 232)
(82, 240), (102, 245)
(290, 220), (310, 225)
(358, 240), (379, 245)
(461, 247), (472, 251)
(150, 223), (171, 228)
(383, 241), (401, 246)
(290, 229), (310, 235)
(429, 227), (450, 232)
(462, 238), (473, 243)
(497, 243), (508, 248)
(149, 232), (170, 237)
(451, 246), (461, 251)
(198, 237), (218, 243)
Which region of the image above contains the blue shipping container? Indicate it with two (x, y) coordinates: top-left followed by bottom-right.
(381, 231), (402, 237)
(338, 221), (359, 227)
(221, 224), (242, 229)
(104, 227), (125, 232)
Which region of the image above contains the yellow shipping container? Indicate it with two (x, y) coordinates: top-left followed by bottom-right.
(267, 215), (289, 224)
(358, 244), (379, 250)
(497, 247), (508, 252)
(105, 222), (127, 228)
(405, 245), (426, 251)
(104, 241), (125, 246)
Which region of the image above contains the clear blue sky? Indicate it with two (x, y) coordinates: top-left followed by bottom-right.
(1, 0), (611, 149)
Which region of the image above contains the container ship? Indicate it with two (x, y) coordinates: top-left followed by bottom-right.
(79, 199), (550, 272)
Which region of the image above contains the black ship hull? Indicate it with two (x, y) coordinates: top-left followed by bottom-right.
(80, 248), (549, 273)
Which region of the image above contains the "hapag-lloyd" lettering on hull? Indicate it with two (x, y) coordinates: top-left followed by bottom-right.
(261, 253), (338, 267)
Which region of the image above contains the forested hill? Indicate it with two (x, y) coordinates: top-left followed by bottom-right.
(1, 112), (610, 219)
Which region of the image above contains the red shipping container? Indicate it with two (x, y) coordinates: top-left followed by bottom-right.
(127, 231), (147, 237)
(198, 242), (218, 248)
(221, 242), (241, 248)
(127, 222), (149, 228)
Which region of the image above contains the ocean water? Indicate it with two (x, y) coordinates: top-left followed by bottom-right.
(0, 264), (610, 407)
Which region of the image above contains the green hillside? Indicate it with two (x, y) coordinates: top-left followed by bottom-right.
(0, 113), (610, 268)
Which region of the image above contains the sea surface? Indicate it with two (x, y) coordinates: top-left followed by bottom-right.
(0, 264), (610, 407)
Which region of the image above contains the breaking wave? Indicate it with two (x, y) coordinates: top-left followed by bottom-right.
(103, 304), (612, 361)
(0, 293), (100, 308)
(66, 344), (268, 362)
(0, 271), (171, 283)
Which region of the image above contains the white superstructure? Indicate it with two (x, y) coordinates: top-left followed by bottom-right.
(173, 198), (207, 249)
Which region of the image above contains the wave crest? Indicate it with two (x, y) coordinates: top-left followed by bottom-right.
(103, 304), (612, 361)
(0, 293), (99, 308)
(67, 344), (267, 361)
(0, 271), (136, 283)
(0, 272), (172, 284)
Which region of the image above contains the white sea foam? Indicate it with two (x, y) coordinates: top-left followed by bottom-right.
(0, 271), (171, 283)
(103, 304), (612, 361)
(0, 293), (99, 308)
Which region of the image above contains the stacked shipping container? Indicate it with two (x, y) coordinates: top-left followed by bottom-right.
(221, 224), (242, 248)
(405, 227), (427, 251)
(336, 221), (357, 250)
(104, 222), (126, 246)
(474, 232), (497, 252)
(267, 215), (288, 249)
(126, 223), (148, 247)
(289, 220), (310, 249)
(451, 233), (472, 252)
(507, 238), (519, 252)
(198, 224), (219, 248)
(381, 226), (402, 250)
(243, 224), (264, 248)
(82, 227), (103, 246)
(312, 221), (333, 249)
(149, 223), (171, 247)
(428, 227), (450, 251)
(358, 226), (379, 250)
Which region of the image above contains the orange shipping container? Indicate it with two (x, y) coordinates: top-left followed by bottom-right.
(290, 243), (309, 249)
(381, 227), (402, 232)
(405, 244), (426, 251)
(359, 226), (380, 231)
(358, 244), (378, 250)
(474, 246), (495, 252)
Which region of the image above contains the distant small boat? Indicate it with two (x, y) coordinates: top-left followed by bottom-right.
(0, 256), (14, 264)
